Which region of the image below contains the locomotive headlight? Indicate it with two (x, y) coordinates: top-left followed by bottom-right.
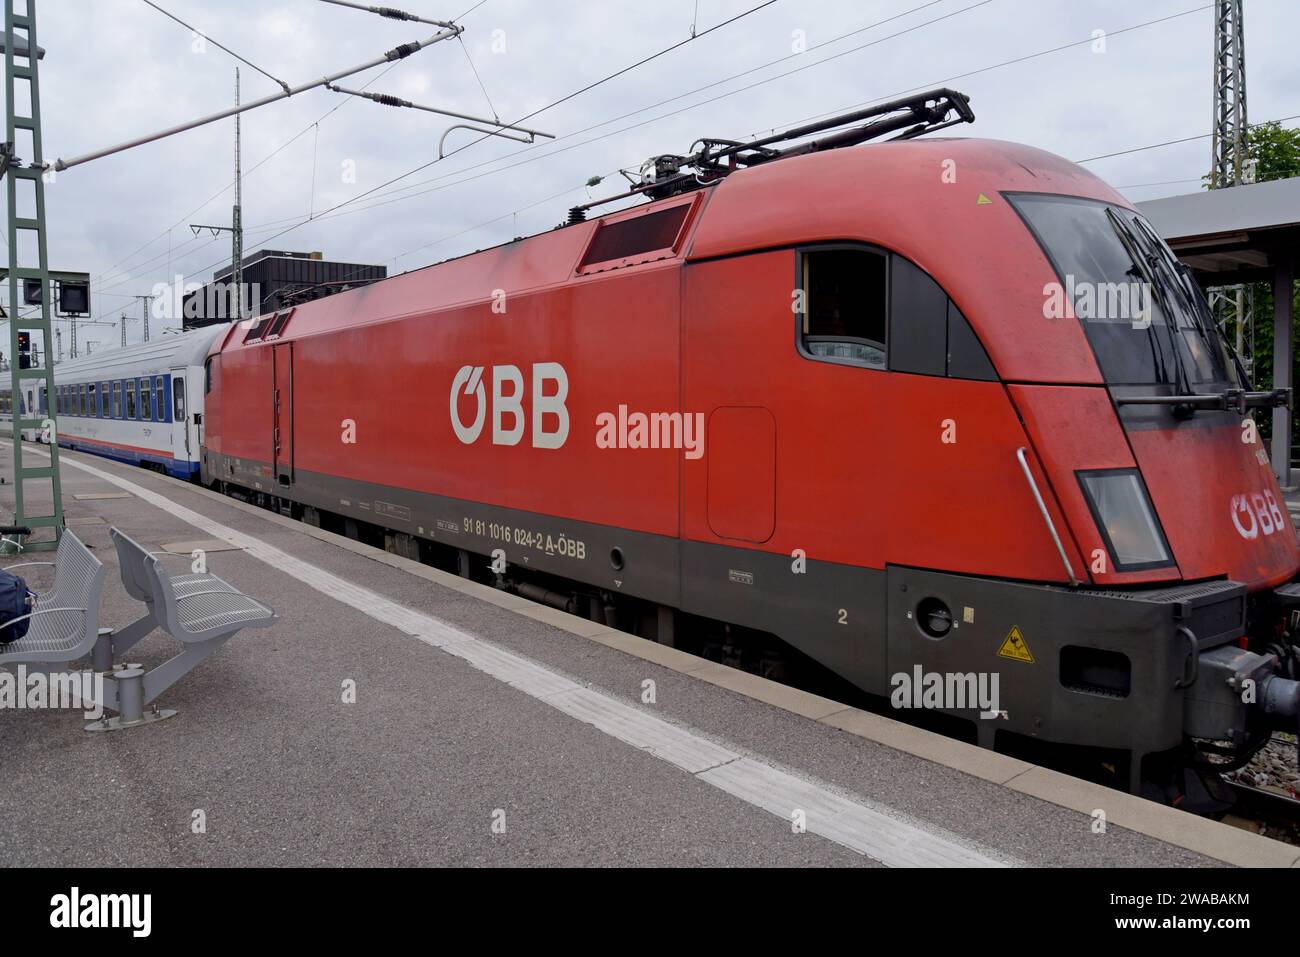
(1077, 469), (1174, 571)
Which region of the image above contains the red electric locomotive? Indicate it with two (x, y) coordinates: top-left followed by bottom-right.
(200, 90), (1300, 797)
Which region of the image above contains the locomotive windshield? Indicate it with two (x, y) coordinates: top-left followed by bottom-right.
(1008, 193), (1239, 391)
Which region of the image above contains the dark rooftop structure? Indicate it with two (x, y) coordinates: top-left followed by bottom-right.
(182, 249), (387, 328)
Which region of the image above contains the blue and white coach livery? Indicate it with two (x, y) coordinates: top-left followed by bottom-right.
(38, 324), (228, 479)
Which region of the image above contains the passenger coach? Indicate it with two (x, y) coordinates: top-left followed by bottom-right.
(40, 324), (228, 479)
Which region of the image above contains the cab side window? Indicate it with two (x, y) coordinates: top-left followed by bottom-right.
(798, 248), (887, 369)
(796, 244), (996, 381)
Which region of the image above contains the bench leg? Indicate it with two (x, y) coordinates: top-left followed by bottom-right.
(92, 614), (156, 671)
(84, 665), (178, 732)
(84, 633), (232, 731)
(91, 627), (115, 672)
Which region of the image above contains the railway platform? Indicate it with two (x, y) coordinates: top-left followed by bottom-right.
(2, 441), (1297, 868)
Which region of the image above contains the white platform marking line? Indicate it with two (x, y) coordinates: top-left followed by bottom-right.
(29, 446), (1014, 867)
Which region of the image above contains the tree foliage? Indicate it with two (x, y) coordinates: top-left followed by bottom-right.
(1220, 122), (1300, 455)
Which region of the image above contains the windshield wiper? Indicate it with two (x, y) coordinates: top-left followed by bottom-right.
(1129, 215), (1226, 369)
(1105, 207), (1187, 392)
(1112, 212), (1290, 414)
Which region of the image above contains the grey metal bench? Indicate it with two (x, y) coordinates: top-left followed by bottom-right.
(99, 527), (243, 669)
(0, 529), (106, 668)
(90, 527), (278, 730)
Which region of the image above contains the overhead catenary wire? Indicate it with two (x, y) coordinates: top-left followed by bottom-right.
(744, 2), (1216, 138)
(97, 0), (937, 289)
(49, 24), (463, 171)
(92, 58), (412, 291)
(305, 0), (782, 220)
(92, 2), (490, 291)
(180, 0), (1146, 290)
(307, 0), (1212, 234)
(1117, 150), (1300, 192)
(170, 0), (785, 282)
(265, 0), (1242, 292)
(113, 0), (1224, 301)
(458, 33), (498, 121)
(286, 0), (989, 221)
(140, 0), (290, 93)
(324, 84), (553, 140)
(1075, 114), (1300, 164)
(101, 0), (1197, 305)
(317, 0), (456, 29)
(288, 0), (966, 216)
(454, 0), (490, 20)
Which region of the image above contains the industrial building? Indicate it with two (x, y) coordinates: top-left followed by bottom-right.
(181, 248), (387, 326)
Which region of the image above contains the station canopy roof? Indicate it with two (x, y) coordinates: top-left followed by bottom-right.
(1137, 176), (1300, 284)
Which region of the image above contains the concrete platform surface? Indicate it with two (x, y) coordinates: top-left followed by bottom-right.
(1, 440), (1296, 868)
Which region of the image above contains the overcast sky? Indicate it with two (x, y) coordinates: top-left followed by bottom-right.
(12, 0), (1300, 346)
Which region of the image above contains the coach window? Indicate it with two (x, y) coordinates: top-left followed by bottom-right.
(88, 383), (97, 418)
(797, 247), (888, 369)
(126, 380), (137, 420)
(80, 384), (88, 416)
(100, 382), (109, 417)
(154, 376), (165, 420)
(141, 378), (153, 421)
(112, 381), (122, 418)
(174, 378), (186, 420)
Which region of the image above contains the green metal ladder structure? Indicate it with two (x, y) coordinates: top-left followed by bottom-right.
(3, 0), (62, 550)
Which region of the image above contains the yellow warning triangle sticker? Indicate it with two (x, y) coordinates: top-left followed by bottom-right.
(976, 193), (993, 205)
(998, 626), (1035, 663)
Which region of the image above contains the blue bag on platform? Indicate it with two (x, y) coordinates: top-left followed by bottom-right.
(0, 569), (31, 644)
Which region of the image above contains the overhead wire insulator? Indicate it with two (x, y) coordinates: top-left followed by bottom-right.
(317, 0), (460, 31)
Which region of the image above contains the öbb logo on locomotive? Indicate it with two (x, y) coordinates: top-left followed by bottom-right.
(1230, 489), (1287, 541)
(449, 362), (569, 449)
(449, 362), (706, 458)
